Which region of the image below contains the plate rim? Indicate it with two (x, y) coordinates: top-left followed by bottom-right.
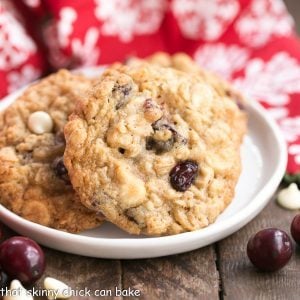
(0, 75), (287, 258)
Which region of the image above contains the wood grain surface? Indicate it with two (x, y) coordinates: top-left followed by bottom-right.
(122, 247), (219, 300)
(2, 193), (300, 300)
(218, 193), (300, 300)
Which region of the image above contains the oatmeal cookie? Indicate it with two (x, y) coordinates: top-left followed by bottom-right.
(127, 52), (246, 143)
(64, 64), (246, 235)
(127, 52), (245, 105)
(0, 70), (103, 232)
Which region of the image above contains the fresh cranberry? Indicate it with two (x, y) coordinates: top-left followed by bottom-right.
(0, 236), (46, 285)
(291, 214), (300, 245)
(247, 228), (293, 272)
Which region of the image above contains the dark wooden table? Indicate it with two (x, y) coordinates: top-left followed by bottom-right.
(1, 190), (300, 300)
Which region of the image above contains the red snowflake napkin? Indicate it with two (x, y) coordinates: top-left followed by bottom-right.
(0, 0), (45, 99)
(1, 0), (300, 176)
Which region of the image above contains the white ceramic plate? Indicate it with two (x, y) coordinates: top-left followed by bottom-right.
(0, 68), (287, 259)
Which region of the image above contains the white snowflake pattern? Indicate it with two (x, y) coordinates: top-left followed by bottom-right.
(194, 43), (249, 80)
(235, 0), (294, 48)
(289, 144), (300, 165)
(94, 0), (166, 43)
(43, 22), (70, 69)
(267, 111), (300, 167)
(265, 110), (300, 167)
(7, 65), (41, 93)
(171, 0), (239, 41)
(234, 52), (300, 106)
(57, 7), (77, 48)
(23, 0), (41, 8)
(265, 108), (300, 161)
(0, 4), (36, 70)
(267, 107), (289, 121)
(71, 27), (100, 67)
(278, 117), (300, 143)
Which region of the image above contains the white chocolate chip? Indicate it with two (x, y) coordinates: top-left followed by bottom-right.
(4, 279), (33, 300)
(277, 183), (300, 210)
(44, 277), (72, 299)
(27, 111), (53, 134)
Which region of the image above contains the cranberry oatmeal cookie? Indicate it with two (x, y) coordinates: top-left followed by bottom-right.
(64, 64), (246, 236)
(0, 70), (103, 233)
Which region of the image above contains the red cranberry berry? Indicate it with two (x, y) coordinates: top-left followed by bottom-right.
(291, 214), (300, 245)
(52, 157), (70, 183)
(247, 228), (293, 272)
(0, 236), (46, 285)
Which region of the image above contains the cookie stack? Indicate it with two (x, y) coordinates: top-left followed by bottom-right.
(0, 70), (104, 233)
(0, 53), (246, 236)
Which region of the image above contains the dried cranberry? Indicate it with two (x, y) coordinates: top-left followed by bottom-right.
(146, 136), (175, 154)
(118, 148), (126, 154)
(146, 118), (187, 154)
(152, 118), (173, 132)
(113, 83), (132, 109)
(169, 160), (198, 192)
(52, 157), (70, 183)
(120, 86), (131, 96)
(124, 209), (139, 225)
(152, 118), (187, 142)
(54, 131), (66, 145)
